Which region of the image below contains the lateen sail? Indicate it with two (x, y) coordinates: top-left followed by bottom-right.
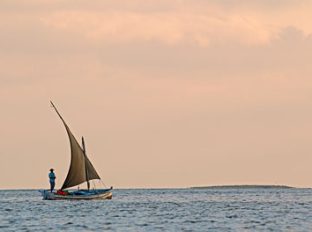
(50, 101), (101, 190)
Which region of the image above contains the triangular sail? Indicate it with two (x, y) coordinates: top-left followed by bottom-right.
(50, 101), (101, 190)
(85, 155), (101, 180)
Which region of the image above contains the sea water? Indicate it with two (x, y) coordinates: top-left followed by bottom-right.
(0, 188), (311, 231)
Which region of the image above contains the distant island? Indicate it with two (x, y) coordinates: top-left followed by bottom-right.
(191, 185), (294, 189)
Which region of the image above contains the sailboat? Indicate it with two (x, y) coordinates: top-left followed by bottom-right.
(40, 101), (113, 200)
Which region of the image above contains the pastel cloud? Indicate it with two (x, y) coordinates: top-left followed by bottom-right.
(38, 0), (312, 46)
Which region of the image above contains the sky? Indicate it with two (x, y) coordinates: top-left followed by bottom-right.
(1, 0), (312, 189)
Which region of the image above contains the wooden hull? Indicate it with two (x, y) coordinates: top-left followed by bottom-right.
(40, 189), (112, 200)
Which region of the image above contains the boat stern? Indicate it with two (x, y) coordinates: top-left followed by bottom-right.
(39, 190), (56, 200)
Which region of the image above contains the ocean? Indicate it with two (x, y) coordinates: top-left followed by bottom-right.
(0, 187), (311, 231)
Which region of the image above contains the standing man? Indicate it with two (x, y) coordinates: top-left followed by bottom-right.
(49, 168), (56, 192)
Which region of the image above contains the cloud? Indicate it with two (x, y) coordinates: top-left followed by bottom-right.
(1, 0), (312, 54)
(37, 0), (312, 46)
(41, 9), (271, 46)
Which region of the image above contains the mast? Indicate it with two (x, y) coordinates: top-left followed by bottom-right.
(82, 136), (90, 191)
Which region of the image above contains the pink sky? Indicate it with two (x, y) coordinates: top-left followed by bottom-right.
(1, 0), (312, 189)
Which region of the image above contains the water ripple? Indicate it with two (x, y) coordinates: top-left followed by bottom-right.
(0, 188), (311, 231)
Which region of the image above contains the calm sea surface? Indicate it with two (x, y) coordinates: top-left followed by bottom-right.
(0, 188), (311, 231)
